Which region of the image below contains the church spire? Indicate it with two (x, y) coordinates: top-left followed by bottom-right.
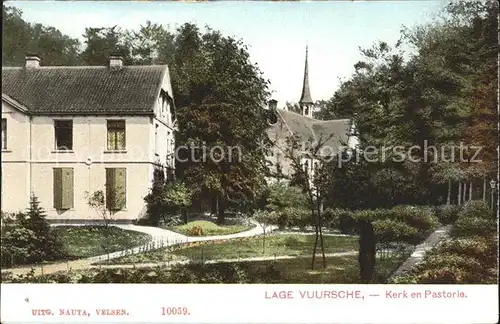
(299, 45), (314, 117)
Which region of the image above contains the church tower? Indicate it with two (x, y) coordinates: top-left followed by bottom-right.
(299, 46), (314, 118)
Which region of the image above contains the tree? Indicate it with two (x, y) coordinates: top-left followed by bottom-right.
(276, 133), (334, 269)
(2, 5), (81, 66)
(170, 25), (270, 224)
(316, 0), (498, 208)
(143, 180), (193, 226)
(80, 26), (132, 65)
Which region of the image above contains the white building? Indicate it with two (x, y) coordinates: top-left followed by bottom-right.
(1, 55), (176, 223)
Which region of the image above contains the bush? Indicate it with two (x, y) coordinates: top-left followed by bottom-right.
(265, 183), (307, 212)
(281, 207), (311, 230)
(253, 210), (279, 229)
(143, 180), (192, 226)
(372, 219), (422, 245)
(336, 210), (358, 234)
(389, 205), (438, 232)
(323, 208), (354, 230)
(186, 226), (204, 236)
(1, 196), (65, 267)
(452, 216), (496, 237)
(435, 204), (462, 225)
(457, 200), (494, 220)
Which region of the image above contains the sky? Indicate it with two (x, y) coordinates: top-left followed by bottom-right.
(7, 0), (445, 105)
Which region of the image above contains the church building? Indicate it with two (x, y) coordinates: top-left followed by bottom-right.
(266, 46), (359, 183)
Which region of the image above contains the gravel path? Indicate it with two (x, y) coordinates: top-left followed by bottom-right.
(2, 220), (276, 277)
(389, 225), (452, 279)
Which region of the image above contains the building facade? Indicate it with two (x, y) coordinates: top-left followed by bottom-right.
(1, 55), (176, 222)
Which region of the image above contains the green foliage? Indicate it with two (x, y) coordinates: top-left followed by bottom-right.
(351, 205), (439, 244)
(172, 220), (251, 236)
(372, 219), (421, 245)
(453, 216), (496, 237)
(390, 202), (498, 284)
(452, 200), (496, 237)
(265, 183), (308, 212)
(281, 207), (312, 230)
(457, 200), (495, 220)
(435, 204), (462, 225)
(143, 180), (193, 226)
(319, 1), (498, 207)
(1, 196), (65, 267)
(2, 5), (82, 66)
(322, 208), (357, 233)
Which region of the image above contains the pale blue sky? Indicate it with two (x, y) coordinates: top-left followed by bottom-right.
(7, 1), (444, 104)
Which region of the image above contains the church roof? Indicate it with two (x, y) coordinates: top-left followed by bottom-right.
(268, 109), (352, 156)
(299, 46), (313, 104)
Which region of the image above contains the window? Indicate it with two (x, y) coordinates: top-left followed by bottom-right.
(107, 120), (126, 151)
(53, 168), (74, 209)
(54, 120), (73, 150)
(1, 118), (6, 150)
(105, 168), (126, 210)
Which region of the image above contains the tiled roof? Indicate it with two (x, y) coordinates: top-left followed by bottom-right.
(269, 109), (352, 155)
(1, 66), (167, 115)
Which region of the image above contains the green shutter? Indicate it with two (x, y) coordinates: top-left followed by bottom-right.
(106, 168), (116, 210)
(53, 168), (63, 209)
(106, 168), (126, 210)
(115, 168), (126, 210)
(61, 168), (74, 209)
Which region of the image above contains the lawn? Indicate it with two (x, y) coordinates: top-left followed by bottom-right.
(168, 220), (255, 236)
(3, 254), (407, 284)
(101, 234), (359, 265)
(53, 225), (152, 258)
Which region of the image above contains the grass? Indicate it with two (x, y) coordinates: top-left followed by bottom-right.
(168, 220), (254, 236)
(231, 254), (408, 283)
(3, 253), (408, 283)
(101, 234), (359, 265)
(53, 225), (151, 258)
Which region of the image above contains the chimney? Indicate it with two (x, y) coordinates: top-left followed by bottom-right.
(268, 99), (278, 110)
(25, 55), (40, 68)
(109, 55), (123, 68)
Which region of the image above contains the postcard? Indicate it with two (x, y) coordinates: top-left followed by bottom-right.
(1, 0), (498, 323)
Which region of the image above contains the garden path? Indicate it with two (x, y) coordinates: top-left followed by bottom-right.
(388, 225), (452, 280)
(2, 220), (277, 277)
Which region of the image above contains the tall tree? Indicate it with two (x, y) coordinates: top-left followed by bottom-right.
(2, 5), (81, 66)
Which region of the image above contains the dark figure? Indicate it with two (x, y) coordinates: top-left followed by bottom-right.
(358, 219), (376, 283)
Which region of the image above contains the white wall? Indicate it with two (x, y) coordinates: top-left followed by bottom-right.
(1, 101), (31, 212)
(1, 109), (162, 220)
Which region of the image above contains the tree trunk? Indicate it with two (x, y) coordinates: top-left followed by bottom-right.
(483, 178), (487, 200)
(217, 196), (225, 225)
(182, 209), (188, 224)
(211, 193), (218, 215)
(447, 180), (451, 205)
(317, 200), (326, 269)
(458, 182), (462, 205)
(469, 181), (473, 201)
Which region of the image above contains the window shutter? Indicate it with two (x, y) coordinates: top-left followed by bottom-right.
(61, 168), (74, 209)
(53, 168), (63, 209)
(115, 168), (126, 210)
(106, 168), (116, 210)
